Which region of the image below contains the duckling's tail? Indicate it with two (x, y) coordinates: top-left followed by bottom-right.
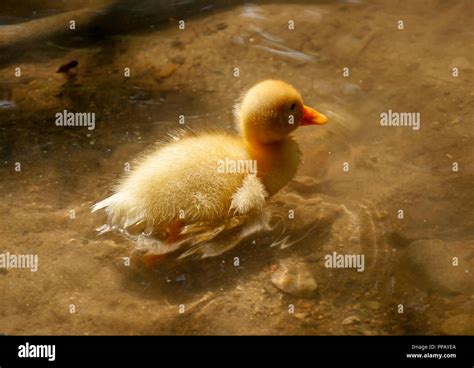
(91, 193), (120, 213)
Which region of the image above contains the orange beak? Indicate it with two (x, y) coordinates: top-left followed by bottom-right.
(301, 105), (328, 126)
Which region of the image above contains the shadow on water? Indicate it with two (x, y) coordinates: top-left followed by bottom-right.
(0, 0), (331, 68)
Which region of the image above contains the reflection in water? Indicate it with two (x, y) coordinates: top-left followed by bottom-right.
(0, 0), (473, 335)
(100, 196), (330, 263)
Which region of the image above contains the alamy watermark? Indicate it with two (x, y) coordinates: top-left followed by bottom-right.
(324, 251), (365, 272)
(55, 109), (95, 130)
(18, 343), (55, 362)
(0, 252), (38, 272)
(217, 158), (257, 175)
(380, 109), (420, 130)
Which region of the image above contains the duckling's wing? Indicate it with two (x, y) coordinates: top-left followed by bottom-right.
(230, 175), (268, 215)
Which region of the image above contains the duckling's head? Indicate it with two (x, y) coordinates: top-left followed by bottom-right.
(236, 80), (328, 145)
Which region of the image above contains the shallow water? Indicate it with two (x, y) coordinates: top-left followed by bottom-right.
(0, 0), (473, 335)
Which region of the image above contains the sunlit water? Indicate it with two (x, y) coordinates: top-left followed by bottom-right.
(0, 0), (473, 335)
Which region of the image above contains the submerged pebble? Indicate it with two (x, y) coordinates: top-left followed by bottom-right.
(366, 301), (380, 310)
(158, 63), (177, 78)
(271, 258), (317, 298)
(294, 312), (309, 320)
(0, 100), (15, 109)
(342, 315), (361, 325)
(170, 55), (186, 65)
(215, 22), (228, 30)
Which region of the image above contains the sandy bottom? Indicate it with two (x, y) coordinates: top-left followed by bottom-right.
(0, 0), (473, 335)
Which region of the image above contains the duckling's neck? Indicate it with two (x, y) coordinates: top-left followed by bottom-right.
(245, 138), (301, 196)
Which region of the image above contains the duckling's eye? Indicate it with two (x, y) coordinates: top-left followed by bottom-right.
(290, 103), (296, 111)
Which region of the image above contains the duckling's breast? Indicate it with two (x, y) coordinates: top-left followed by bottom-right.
(117, 133), (251, 228)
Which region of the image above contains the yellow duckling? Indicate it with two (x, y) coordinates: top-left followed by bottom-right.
(92, 80), (327, 242)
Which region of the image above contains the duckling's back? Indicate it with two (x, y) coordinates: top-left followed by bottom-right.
(93, 133), (252, 232)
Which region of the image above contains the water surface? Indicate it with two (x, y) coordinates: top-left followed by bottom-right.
(0, 0), (473, 335)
